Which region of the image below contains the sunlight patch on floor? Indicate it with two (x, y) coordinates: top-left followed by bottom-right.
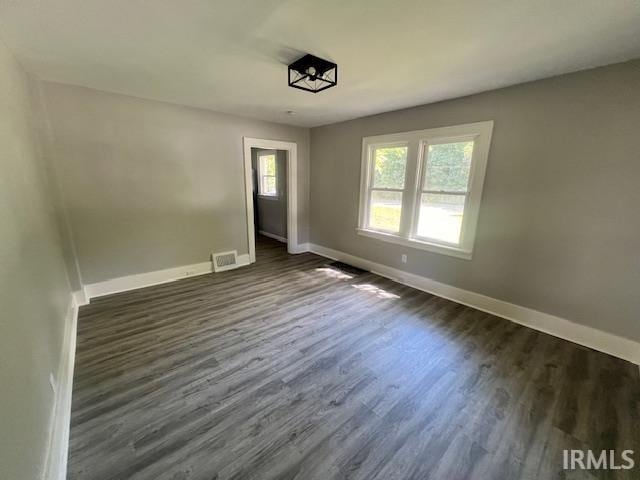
(352, 283), (400, 299)
(314, 267), (354, 280)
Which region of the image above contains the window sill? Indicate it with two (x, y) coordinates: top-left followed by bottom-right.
(356, 228), (473, 260)
(258, 195), (280, 201)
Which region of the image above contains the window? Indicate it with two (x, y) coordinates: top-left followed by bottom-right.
(358, 121), (493, 259)
(258, 152), (277, 197)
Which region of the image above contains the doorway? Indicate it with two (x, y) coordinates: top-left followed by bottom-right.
(243, 138), (299, 263)
(252, 147), (288, 254)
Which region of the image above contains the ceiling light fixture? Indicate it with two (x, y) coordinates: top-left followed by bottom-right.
(288, 54), (337, 93)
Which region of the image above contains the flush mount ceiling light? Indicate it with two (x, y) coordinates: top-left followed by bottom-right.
(288, 54), (337, 93)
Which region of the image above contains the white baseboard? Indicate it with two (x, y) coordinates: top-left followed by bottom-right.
(309, 243), (640, 365)
(235, 254), (251, 268)
(84, 255), (250, 301)
(254, 230), (309, 255)
(43, 295), (79, 480)
(85, 261), (213, 299)
(288, 242), (310, 254)
(72, 288), (89, 307)
(258, 230), (288, 243)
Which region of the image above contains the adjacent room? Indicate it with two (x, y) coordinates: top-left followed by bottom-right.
(0, 1), (639, 479)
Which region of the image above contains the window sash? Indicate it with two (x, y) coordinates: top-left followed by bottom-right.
(260, 175), (277, 196)
(422, 189), (469, 195)
(412, 191), (469, 246)
(364, 142), (409, 233)
(366, 187), (404, 233)
(370, 145), (408, 190)
(410, 140), (475, 246)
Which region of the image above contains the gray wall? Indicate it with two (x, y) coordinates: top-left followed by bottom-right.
(0, 42), (72, 480)
(310, 59), (640, 342)
(41, 82), (309, 284)
(251, 148), (288, 239)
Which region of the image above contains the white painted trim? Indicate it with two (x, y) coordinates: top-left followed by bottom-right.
(43, 295), (79, 480)
(308, 243), (640, 365)
(356, 228), (472, 260)
(83, 255), (247, 300)
(72, 288), (89, 307)
(79, 255), (249, 302)
(288, 242), (310, 254)
(235, 254), (251, 267)
(85, 261), (213, 299)
(243, 137), (299, 263)
(258, 230), (288, 243)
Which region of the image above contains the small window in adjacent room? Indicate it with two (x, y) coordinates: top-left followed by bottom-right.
(258, 152), (277, 197)
(358, 121), (493, 259)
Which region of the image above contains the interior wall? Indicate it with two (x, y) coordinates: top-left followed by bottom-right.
(251, 148), (288, 240)
(41, 82), (310, 284)
(310, 59), (640, 343)
(0, 41), (72, 480)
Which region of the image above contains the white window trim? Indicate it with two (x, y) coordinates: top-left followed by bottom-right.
(257, 151), (278, 199)
(357, 121), (494, 260)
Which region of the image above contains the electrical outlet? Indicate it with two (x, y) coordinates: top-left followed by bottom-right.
(401, 254), (407, 264)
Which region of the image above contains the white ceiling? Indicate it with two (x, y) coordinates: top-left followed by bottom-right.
(1, 0), (639, 127)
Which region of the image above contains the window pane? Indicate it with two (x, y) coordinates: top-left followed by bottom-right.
(260, 155), (276, 176)
(369, 190), (402, 232)
(373, 146), (407, 189)
(262, 176), (276, 195)
(416, 193), (465, 244)
(424, 141), (474, 192)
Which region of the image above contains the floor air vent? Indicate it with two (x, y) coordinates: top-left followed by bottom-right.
(326, 261), (367, 276)
(212, 250), (239, 272)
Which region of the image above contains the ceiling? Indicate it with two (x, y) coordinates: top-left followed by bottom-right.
(1, 0), (639, 127)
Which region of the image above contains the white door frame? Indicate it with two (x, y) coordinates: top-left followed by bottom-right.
(243, 137), (299, 263)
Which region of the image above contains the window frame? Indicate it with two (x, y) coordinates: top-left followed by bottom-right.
(357, 121), (494, 260)
(257, 151), (278, 199)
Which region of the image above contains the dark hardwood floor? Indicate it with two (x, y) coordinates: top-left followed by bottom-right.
(68, 236), (640, 480)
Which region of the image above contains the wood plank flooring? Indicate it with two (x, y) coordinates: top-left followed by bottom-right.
(68, 236), (640, 480)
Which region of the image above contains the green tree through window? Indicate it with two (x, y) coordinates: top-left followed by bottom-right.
(373, 147), (407, 188)
(425, 141), (474, 192)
